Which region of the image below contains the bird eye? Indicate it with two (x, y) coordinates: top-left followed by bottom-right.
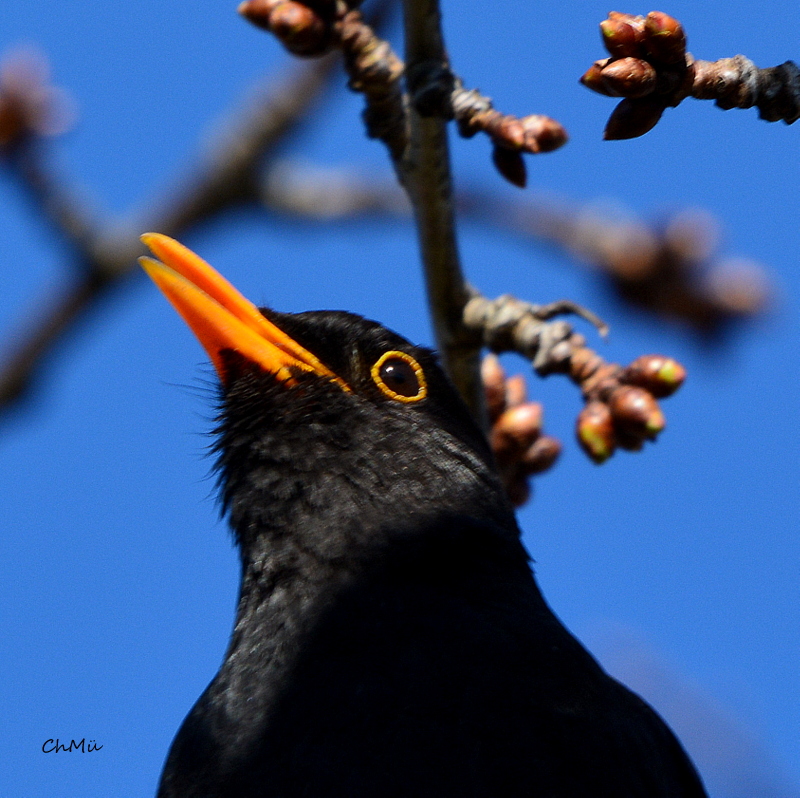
(370, 351), (427, 403)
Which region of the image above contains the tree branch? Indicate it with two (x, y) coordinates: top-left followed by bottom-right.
(0, 57), (339, 415)
(399, 0), (483, 421)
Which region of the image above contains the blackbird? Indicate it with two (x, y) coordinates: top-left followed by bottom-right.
(140, 234), (707, 798)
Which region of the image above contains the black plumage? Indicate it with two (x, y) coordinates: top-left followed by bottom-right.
(137, 234), (705, 797)
(154, 308), (707, 798)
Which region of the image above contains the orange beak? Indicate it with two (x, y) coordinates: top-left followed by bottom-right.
(139, 233), (349, 390)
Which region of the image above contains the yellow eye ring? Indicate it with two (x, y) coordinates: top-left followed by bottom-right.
(370, 350), (428, 403)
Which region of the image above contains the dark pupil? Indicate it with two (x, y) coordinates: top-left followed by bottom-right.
(379, 358), (420, 397)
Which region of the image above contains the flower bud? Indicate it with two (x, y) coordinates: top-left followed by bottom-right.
(600, 14), (646, 59)
(577, 401), (616, 463)
(0, 49), (72, 150)
(520, 115), (568, 153)
(505, 374), (527, 409)
(609, 385), (665, 438)
(237, 0), (283, 30)
(615, 428), (645, 451)
(643, 12), (687, 64)
(603, 97), (665, 140)
(705, 259), (770, 316)
(580, 59), (616, 96)
(481, 354), (507, 422)
(492, 145), (527, 188)
(600, 57), (657, 98)
(506, 477), (531, 508)
(491, 403), (544, 462)
(624, 355), (686, 398)
(239, 0), (330, 55)
(521, 435), (562, 475)
(0, 92), (29, 149)
(269, 1), (330, 56)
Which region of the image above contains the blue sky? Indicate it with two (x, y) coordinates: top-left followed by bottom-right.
(1, 2), (797, 796)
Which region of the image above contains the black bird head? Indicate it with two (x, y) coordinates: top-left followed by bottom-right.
(139, 235), (516, 565)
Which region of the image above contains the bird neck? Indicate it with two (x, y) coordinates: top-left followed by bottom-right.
(226, 508), (532, 692)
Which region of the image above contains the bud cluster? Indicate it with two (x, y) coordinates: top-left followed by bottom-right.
(486, 115), (567, 188)
(483, 354), (561, 506)
(580, 11), (689, 139)
(571, 349), (685, 463)
(240, 2), (406, 156)
(453, 90), (567, 187)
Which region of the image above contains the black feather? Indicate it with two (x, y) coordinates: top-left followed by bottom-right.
(157, 310), (707, 798)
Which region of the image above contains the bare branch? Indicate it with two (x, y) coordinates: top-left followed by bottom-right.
(0, 273), (107, 409)
(692, 56), (800, 122)
(398, 0), (483, 421)
(237, 0), (569, 423)
(0, 58), (339, 416)
(144, 56), (339, 236)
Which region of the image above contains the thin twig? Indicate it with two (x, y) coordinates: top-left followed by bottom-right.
(400, 0), (483, 423)
(0, 272), (111, 409)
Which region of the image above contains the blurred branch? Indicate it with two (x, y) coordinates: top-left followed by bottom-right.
(0, 55), (340, 413)
(262, 162), (772, 335)
(480, 198), (772, 334)
(147, 56), (339, 235)
(581, 11), (799, 139)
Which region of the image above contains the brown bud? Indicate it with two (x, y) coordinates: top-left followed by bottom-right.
(520, 435), (562, 475)
(600, 57), (657, 98)
(581, 59), (616, 96)
(577, 401), (616, 463)
(600, 14), (646, 59)
(615, 428), (645, 451)
(237, 0), (283, 30)
(491, 403), (544, 463)
(269, 1), (329, 56)
(0, 92), (30, 148)
(492, 116), (527, 150)
(492, 145), (527, 188)
(624, 355), (686, 398)
(520, 115), (568, 153)
(644, 12), (687, 64)
(504, 374), (527, 409)
(505, 477), (532, 508)
(603, 97), (665, 140)
(481, 354), (507, 422)
(609, 385), (665, 438)
(705, 260), (771, 317)
(0, 49), (72, 150)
